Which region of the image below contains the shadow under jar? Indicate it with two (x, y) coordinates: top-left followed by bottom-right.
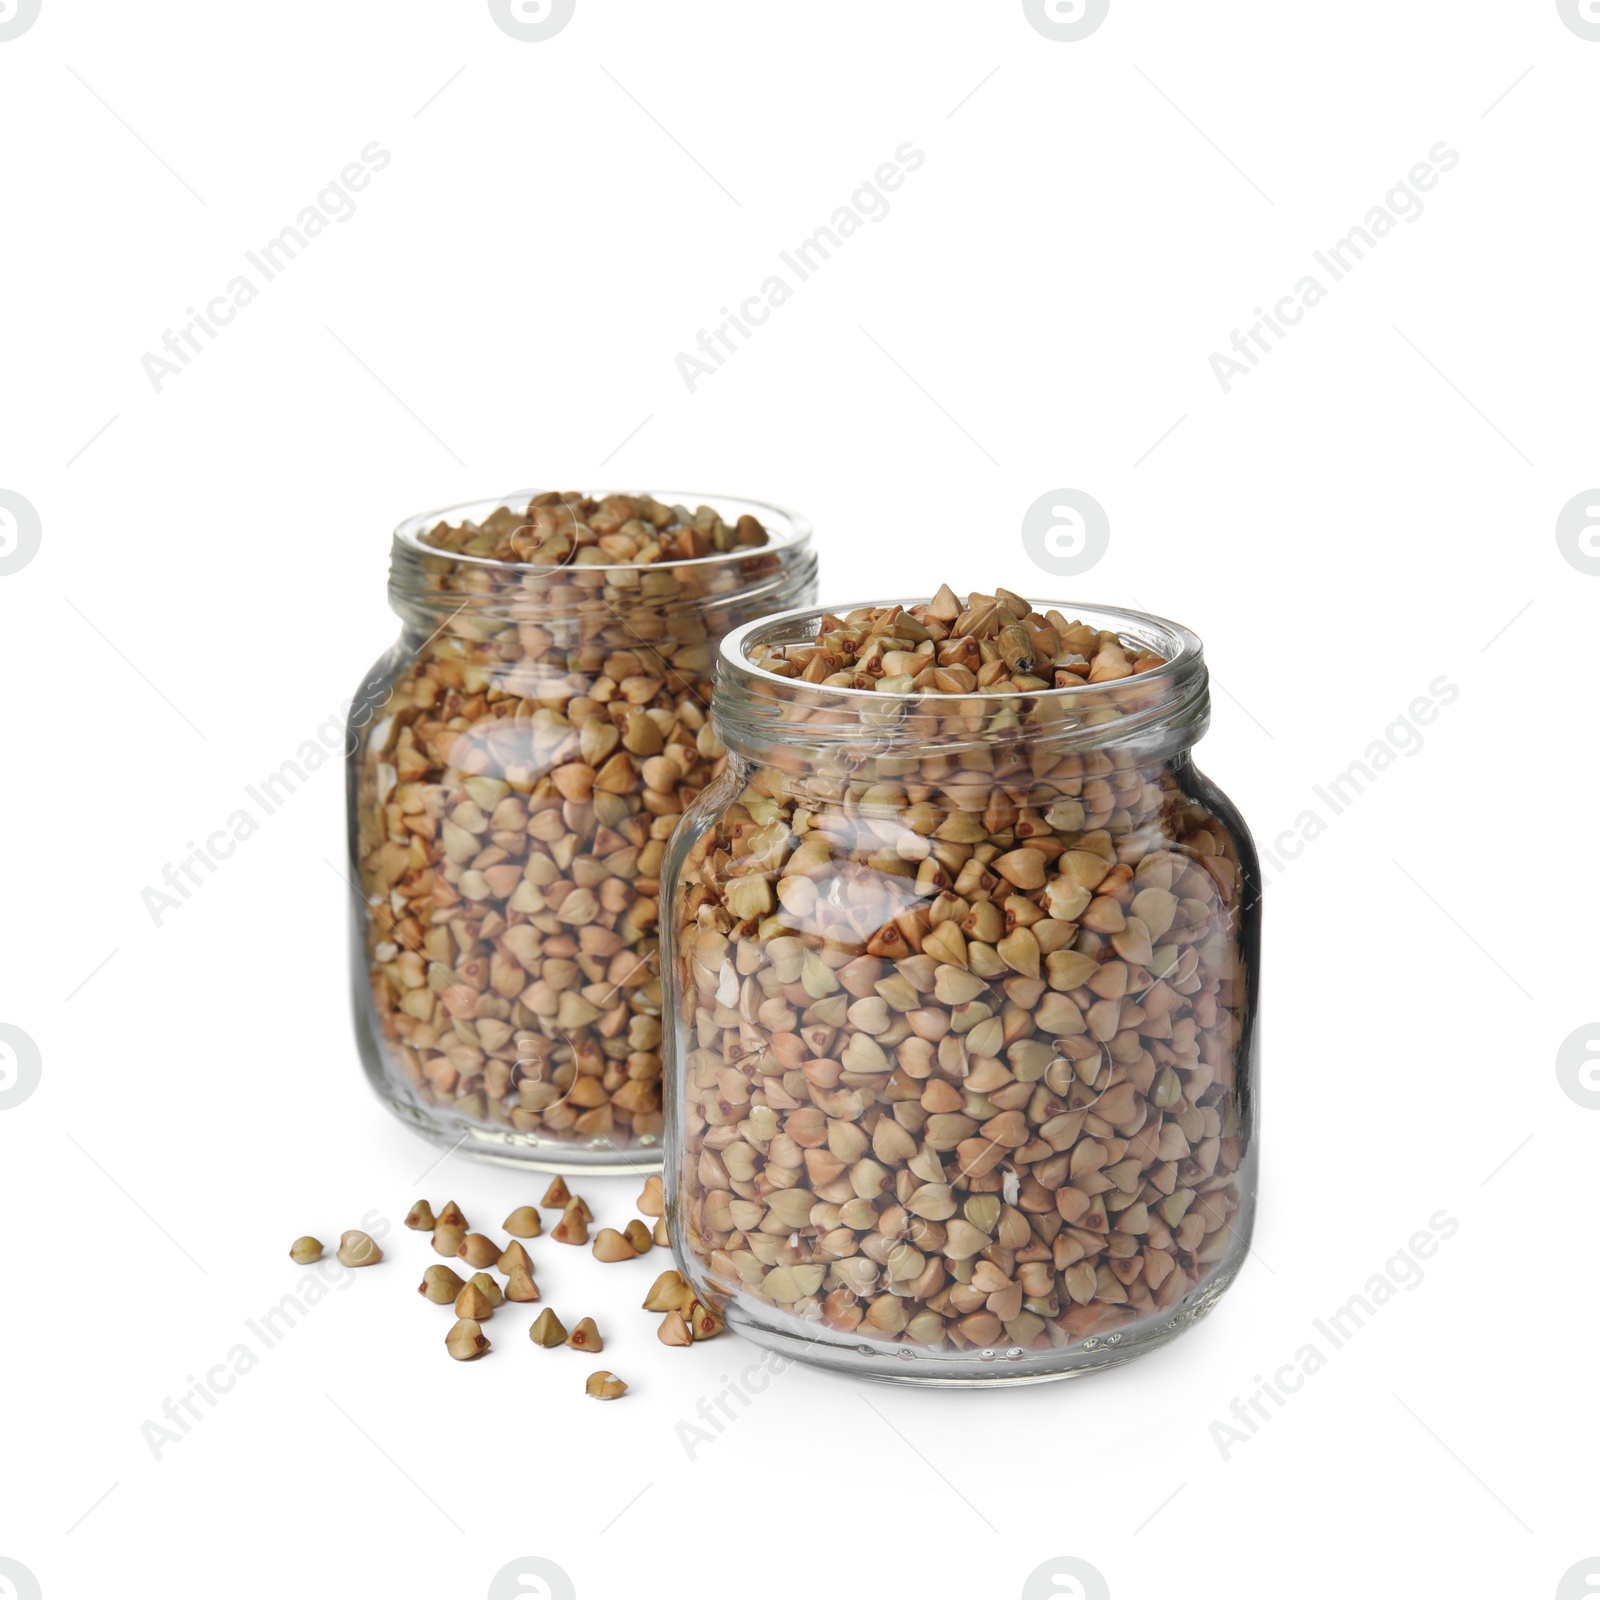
(662, 597), (1259, 1383)
(348, 490), (817, 1172)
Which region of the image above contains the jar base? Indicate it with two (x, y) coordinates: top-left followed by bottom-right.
(717, 1266), (1241, 1388)
(373, 1085), (663, 1175)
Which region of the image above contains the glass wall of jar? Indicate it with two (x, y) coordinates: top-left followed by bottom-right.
(348, 490), (817, 1172)
(663, 598), (1258, 1383)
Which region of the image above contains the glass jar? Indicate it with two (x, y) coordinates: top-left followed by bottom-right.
(662, 599), (1258, 1383)
(347, 490), (816, 1172)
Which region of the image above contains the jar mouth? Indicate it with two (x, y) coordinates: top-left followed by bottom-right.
(392, 487), (813, 575)
(714, 596), (1210, 761)
(722, 597), (1201, 698)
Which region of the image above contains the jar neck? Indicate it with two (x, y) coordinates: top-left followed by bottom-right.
(711, 598), (1210, 784)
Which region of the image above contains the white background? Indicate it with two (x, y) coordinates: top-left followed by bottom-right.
(2, 2), (1597, 1598)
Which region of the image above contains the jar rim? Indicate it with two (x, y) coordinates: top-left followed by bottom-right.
(712, 596), (1210, 762)
(392, 487), (813, 575)
(719, 596), (1204, 702)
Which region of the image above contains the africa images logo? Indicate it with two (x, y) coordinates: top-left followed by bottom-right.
(0, 0), (43, 43)
(1021, 1557), (1111, 1600)
(1557, 0), (1600, 42)
(489, 0), (575, 42)
(0, 490), (42, 576)
(1556, 490), (1600, 574)
(487, 1557), (576, 1598)
(1021, 489), (1111, 578)
(0, 1024), (43, 1111)
(0, 1558), (42, 1600)
(1556, 1024), (1600, 1110)
(1022, 0), (1109, 42)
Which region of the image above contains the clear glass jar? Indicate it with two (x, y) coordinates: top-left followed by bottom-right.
(347, 490), (816, 1172)
(662, 599), (1258, 1383)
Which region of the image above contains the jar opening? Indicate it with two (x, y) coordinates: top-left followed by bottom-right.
(386, 488), (816, 630)
(714, 597), (1209, 762)
(394, 488), (812, 575)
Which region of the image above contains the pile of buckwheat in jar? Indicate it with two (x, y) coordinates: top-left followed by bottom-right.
(748, 584), (1167, 692)
(358, 492), (776, 1149)
(674, 585), (1248, 1355)
(420, 490), (772, 566)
